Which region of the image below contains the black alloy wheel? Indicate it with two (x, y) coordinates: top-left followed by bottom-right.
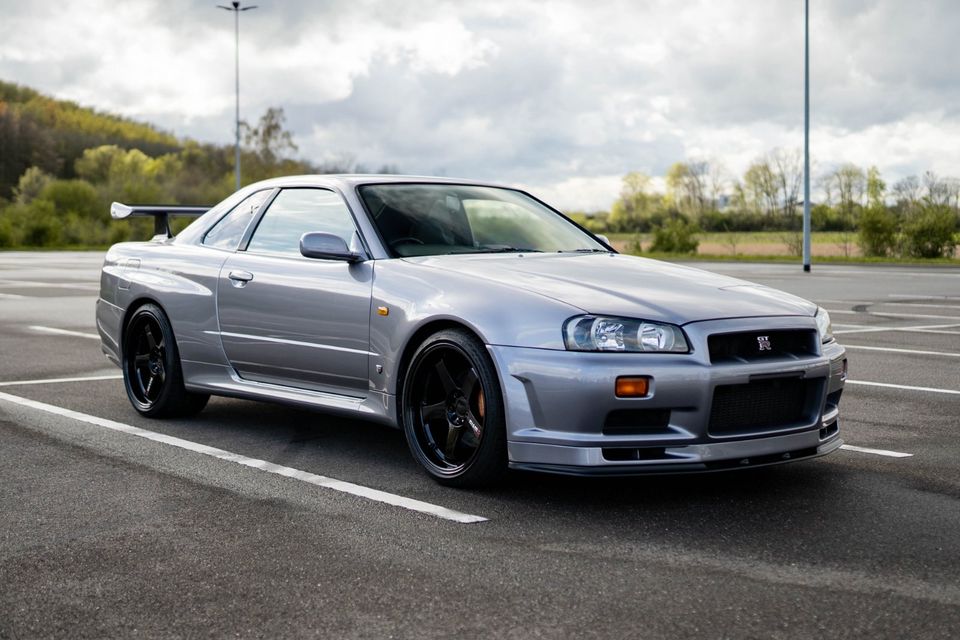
(122, 303), (208, 418)
(402, 328), (507, 487)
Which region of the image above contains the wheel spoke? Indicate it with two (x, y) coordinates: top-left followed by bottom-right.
(134, 354), (150, 366)
(460, 368), (478, 398)
(420, 401), (447, 424)
(444, 422), (462, 459)
(464, 410), (483, 439)
(434, 358), (456, 395)
(144, 324), (158, 351)
(144, 374), (155, 399)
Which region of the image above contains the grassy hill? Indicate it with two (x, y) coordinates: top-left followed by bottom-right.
(0, 80), (183, 198)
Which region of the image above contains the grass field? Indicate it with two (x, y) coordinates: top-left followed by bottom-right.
(606, 231), (960, 263)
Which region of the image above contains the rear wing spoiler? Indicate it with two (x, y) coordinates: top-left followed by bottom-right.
(110, 202), (211, 238)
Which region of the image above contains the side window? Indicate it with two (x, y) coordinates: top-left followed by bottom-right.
(246, 188), (357, 257)
(202, 189), (272, 250)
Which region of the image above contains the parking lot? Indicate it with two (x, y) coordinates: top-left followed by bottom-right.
(1, 251), (958, 638)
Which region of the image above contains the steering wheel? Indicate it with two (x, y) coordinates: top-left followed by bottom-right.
(389, 237), (426, 247)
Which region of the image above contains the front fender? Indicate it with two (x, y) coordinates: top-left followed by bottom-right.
(369, 259), (580, 395)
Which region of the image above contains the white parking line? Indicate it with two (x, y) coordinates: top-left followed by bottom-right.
(29, 325), (100, 340)
(821, 299), (960, 310)
(847, 380), (960, 396)
(843, 345), (960, 358)
(827, 309), (960, 321)
(882, 302), (960, 310)
(834, 322), (960, 336)
(0, 374), (123, 387)
(840, 444), (913, 458)
(0, 391), (488, 525)
(0, 278), (98, 290)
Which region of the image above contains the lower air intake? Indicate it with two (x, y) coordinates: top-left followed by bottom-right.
(709, 376), (820, 436)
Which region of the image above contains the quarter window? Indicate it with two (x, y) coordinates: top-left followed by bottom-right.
(246, 188), (357, 257)
(203, 189), (272, 250)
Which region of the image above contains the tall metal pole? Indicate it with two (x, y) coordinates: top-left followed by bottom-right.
(802, 0), (812, 272)
(217, 2), (257, 191)
(234, 7), (240, 190)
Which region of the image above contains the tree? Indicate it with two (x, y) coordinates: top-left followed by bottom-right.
(866, 166), (886, 208)
(665, 161), (709, 217)
(608, 171), (658, 232)
(769, 148), (803, 218)
(742, 158), (779, 217)
(13, 166), (53, 204)
(892, 175), (921, 211)
(0, 103), (60, 198)
(240, 107), (298, 166)
(826, 163), (866, 218)
(921, 170), (960, 208)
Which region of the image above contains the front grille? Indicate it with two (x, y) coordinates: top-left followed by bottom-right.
(709, 376), (819, 435)
(709, 330), (817, 364)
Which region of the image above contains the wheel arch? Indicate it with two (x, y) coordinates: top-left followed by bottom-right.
(120, 296), (167, 350)
(393, 319), (488, 424)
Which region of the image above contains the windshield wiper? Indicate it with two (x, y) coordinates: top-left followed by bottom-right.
(470, 246), (544, 254)
(558, 248), (612, 253)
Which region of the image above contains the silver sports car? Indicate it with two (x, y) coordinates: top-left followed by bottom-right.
(97, 175), (846, 487)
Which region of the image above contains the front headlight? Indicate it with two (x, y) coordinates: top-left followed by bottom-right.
(816, 307), (833, 343)
(563, 315), (689, 352)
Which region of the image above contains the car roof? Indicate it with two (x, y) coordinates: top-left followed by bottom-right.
(246, 174), (517, 191)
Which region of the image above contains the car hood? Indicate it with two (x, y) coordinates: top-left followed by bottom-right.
(406, 253), (817, 324)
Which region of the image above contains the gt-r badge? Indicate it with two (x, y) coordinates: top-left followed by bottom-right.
(757, 335), (772, 351)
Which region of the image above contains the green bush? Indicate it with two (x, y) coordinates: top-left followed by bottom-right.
(650, 218), (699, 253)
(625, 234), (644, 254)
(38, 179), (103, 219)
(858, 206), (898, 256)
(0, 214), (17, 247)
(22, 215), (59, 247)
(811, 203), (857, 231)
(699, 209), (792, 232)
(900, 205), (957, 258)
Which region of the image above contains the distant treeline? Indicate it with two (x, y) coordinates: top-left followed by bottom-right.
(0, 80), (395, 247)
(568, 153), (959, 258)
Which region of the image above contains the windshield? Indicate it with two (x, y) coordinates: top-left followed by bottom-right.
(358, 184), (608, 257)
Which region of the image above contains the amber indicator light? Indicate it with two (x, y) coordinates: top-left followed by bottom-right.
(615, 376), (650, 398)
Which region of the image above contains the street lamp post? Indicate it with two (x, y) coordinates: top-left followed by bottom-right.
(802, 0), (811, 272)
(217, 1), (258, 191)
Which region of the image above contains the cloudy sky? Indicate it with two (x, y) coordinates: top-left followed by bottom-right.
(1, 0), (958, 209)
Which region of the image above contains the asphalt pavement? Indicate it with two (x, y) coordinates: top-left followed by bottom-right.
(1, 252), (958, 639)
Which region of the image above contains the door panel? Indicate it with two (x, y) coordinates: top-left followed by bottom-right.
(215, 188), (373, 396)
(217, 253), (373, 394)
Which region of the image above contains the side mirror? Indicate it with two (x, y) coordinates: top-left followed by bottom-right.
(300, 232), (362, 262)
(596, 234), (611, 246)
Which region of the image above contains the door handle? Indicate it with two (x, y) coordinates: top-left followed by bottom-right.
(228, 270), (254, 286)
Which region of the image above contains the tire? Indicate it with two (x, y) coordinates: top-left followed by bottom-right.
(401, 328), (508, 488)
(122, 303), (209, 418)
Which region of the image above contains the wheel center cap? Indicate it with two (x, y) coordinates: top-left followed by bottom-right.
(454, 397), (469, 417)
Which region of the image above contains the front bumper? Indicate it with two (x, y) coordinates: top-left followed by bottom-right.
(489, 316), (846, 475)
